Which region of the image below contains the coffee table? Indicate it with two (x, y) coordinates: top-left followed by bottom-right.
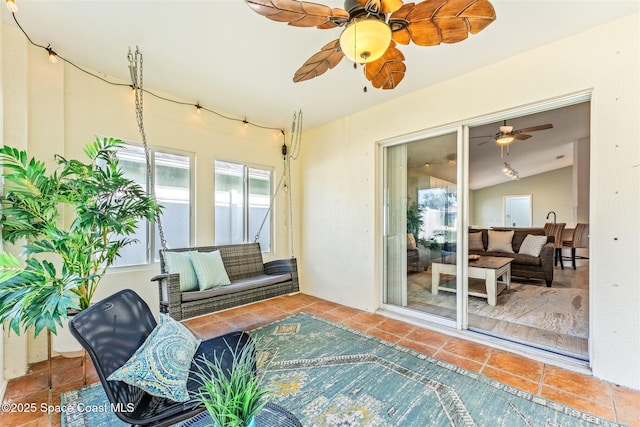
(180, 402), (302, 427)
(431, 255), (513, 306)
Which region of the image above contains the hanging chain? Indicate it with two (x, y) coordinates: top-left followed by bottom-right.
(253, 110), (303, 259)
(128, 47), (168, 251)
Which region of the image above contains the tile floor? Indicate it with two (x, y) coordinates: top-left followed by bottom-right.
(1, 293), (638, 427)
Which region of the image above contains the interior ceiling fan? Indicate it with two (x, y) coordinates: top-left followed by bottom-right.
(245, 0), (496, 90)
(474, 119), (554, 158)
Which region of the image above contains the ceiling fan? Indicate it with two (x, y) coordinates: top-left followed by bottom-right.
(474, 120), (554, 157)
(245, 0), (496, 90)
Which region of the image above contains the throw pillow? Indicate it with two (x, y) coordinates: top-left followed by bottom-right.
(487, 230), (515, 253)
(107, 314), (201, 402)
(518, 234), (548, 257)
(468, 232), (484, 251)
(189, 250), (232, 290)
(407, 233), (417, 250)
(164, 251), (199, 292)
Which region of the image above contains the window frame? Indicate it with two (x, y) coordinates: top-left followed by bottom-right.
(114, 142), (195, 267)
(214, 159), (274, 253)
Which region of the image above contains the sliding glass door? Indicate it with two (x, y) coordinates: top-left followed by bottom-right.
(383, 132), (460, 324)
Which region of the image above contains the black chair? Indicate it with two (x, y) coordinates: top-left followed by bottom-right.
(69, 289), (252, 427)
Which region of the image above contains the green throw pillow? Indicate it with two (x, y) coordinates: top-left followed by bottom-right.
(189, 250), (232, 290)
(164, 251), (199, 292)
(107, 313), (201, 402)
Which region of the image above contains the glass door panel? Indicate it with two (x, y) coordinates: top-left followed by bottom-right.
(384, 133), (459, 322)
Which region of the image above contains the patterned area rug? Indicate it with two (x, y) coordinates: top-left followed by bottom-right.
(408, 275), (589, 339)
(62, 313), (622, 427)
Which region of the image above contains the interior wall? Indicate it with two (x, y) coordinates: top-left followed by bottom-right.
(1, 23), (294, 375)
(470, 166), (573, 228)
(299, 14), (640, 389)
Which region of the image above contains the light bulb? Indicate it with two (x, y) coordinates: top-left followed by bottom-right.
(47, 48), (58, 64)
(6, 0), (18, 13)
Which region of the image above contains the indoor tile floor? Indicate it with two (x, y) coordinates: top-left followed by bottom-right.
(1, 293), (639, 427)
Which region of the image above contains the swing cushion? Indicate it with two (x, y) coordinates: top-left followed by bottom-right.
(190, 250), (231, 291)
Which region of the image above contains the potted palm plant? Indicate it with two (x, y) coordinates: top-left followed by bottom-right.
(190, 339), (271, 427)
(0, 137), (160, 342)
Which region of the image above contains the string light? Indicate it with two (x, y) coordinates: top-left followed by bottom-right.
(46, 46), (58, 63)
(6, 0), (18, 13)
(10, 10), (285, 135)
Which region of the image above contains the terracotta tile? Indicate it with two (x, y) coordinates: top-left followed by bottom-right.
(432, 350), (484, 373)
(485, 350), (544, 382)
(340, 318), (373, 333)
(613, 385), (640, 426)
(543, 366), (613, 408)
(181, 313), (220, 329)
(481, 366), (540, 394)
(3, 370), (48, 400)
(404, 328), (450, 350)
(397, 338), (438, 356)
(441, 338), (492, 364)
(287, 293), (324, 306)
(350, 312), (386, 328)
(307, 300), (340, 312)
(368, 327), (401, 344)
(328, 305), (363, 318)
(375, 318), (416, 338)
(190, 320), (237, 339)
(317, 311), (346, 324)
(541, 385), (616, 421)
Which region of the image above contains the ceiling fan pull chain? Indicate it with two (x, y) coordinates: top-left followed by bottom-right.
(128, 47), (168, 252)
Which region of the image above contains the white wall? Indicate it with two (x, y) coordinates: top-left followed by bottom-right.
(1, 23), (295, 377)
(471, 166), (573, 228)
(299, 15), (640, 389)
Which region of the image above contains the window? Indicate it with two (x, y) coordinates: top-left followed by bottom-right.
(214, 160), (272, 252)
(114, 144), (193, 267)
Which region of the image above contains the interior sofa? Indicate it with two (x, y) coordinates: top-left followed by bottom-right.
(151, 243), (299, 320)
(468, 227), (555, 287)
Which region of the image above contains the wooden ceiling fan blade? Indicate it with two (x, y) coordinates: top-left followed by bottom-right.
(515, 124), (553, 133)
(462, 0), (497, 34)
(246, 0), (349, 28)
(364, 42), (406, 89)
(382, 0), (404, 13)
(390, 1), (443, 46)
(514, 133), (532, 141)
(389, 0), (496, 46)
(293, 40), (344, 83)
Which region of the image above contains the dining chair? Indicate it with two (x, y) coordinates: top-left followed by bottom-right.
(544, 222), (566, 270)
(562, 223), (589, 270)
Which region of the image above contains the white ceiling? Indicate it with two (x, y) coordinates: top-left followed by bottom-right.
(1, 0), (637, 131)
(0, 1), (635, 187)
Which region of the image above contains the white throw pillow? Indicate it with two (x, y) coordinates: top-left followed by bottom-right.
(189, 250), (232, 290)
(518, 234), (548, 257)
(487, 230), (514, 253)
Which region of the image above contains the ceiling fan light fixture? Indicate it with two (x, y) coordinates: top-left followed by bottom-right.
(339, 18), (391, 64)
(496, 134), (514, 145)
